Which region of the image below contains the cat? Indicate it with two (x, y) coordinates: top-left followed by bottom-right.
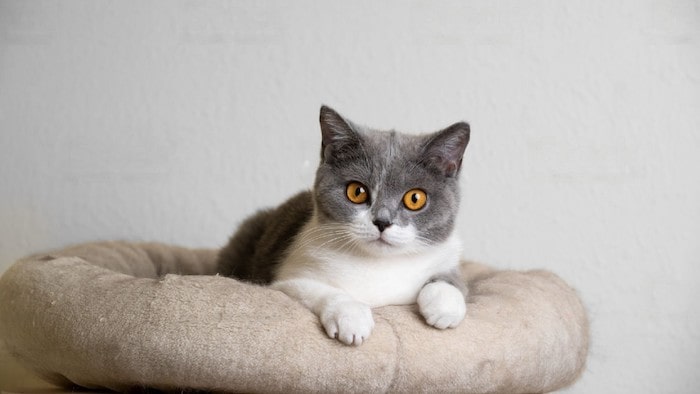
(217, 106), (470, 346)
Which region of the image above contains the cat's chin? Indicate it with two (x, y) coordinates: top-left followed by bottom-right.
(358, 237), (424, 257)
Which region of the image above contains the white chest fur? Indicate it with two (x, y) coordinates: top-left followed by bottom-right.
(275, 223), (463, 307)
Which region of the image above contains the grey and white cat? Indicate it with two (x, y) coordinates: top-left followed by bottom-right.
(217, 106), (470, 346)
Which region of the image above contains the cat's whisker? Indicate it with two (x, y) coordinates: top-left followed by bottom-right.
(295, 225), (355, 249)
(336, 236), (362, 255)
(313, 233), (356, 252)
(295, 234), (347, 251)
(293, 226), (350, 249)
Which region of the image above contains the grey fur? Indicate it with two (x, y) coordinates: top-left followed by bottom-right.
(217, 106), (470, 284)
(426, 269), (469, 298)
(217, 191), (312, 284)
(314, 106), (469, 246)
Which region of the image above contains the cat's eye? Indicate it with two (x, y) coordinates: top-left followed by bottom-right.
(346, 182), (369, 204)
(403, 189), (427, 211)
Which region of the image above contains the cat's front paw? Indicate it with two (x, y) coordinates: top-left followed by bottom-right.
(418, 281), (466, 329)
(320, 296), (374, 346)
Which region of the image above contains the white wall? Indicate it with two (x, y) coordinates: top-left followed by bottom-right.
(1, 1), (699, 392)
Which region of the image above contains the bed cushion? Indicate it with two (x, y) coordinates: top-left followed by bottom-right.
(0, 241), (588, 392)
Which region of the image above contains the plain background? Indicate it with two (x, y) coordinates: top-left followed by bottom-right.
(1, 1), (699, 392)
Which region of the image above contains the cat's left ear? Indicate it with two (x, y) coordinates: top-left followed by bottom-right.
(319, 105), (362, 162)
(421, 122), (470, 177)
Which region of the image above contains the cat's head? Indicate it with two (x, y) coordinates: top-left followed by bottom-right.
(313, 106), (470, 256)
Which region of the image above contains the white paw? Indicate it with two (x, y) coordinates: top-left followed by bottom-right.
(417, 281), (466, 329)
(320, 296), (375, 346)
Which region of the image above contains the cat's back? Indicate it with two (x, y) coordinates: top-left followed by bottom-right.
(217, 191), (313, 284)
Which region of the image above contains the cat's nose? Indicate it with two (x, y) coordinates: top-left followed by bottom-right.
(373, 219), (392, 233)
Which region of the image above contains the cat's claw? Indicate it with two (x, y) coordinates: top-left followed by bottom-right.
(418, 281), (466, 329)
(320, 296), (374, 346)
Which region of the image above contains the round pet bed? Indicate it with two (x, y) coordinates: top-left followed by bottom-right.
(0, 241), (588, 393)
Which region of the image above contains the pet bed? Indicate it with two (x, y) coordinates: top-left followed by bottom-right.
(0, 241), (588, 393)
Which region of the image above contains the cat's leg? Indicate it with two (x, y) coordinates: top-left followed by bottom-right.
(271, 278), (375, 346)
(417, 268), (468, 329)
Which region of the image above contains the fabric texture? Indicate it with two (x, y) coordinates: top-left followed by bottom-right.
(0, 241), (588, 393)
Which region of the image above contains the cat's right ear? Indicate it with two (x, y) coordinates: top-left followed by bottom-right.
(421, 121), (471, 177)
(319, 105), (361, 162)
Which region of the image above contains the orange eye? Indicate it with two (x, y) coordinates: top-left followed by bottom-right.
(403, 189), (427, 211)
(346, 182), (369, 204)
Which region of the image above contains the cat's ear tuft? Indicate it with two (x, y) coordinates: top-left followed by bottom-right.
(319, 105), (361, 161)
(421, 122), (470, 177)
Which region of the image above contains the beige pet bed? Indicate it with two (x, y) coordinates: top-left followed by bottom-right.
(0, 241), (588, 393)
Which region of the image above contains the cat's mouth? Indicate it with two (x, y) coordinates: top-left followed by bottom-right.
(370, 234), (397, 248)
(353, 224), (416, 253)
(375, 236), (393, 246)
(358, 231), (424, 256)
